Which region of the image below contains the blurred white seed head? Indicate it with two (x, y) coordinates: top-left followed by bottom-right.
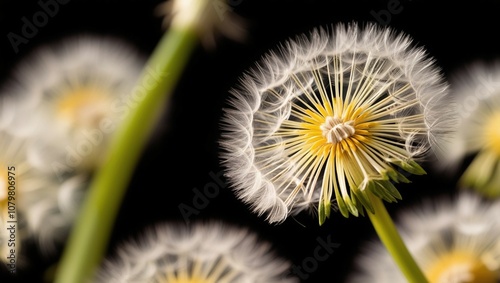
(0, 125), (62, 265)
(20, 173), (88, 256)
(0, 35), (146, 257)
(4, 35), (145, 174)
(348, 192), (500, 283)
(0, 102), (87, 259)
(0, 128), (29, 265)
(95, 221), (298, 283)
(156, 0), (246, 47)
(219, 22), (452, 224)
(438, 61), (500, 197)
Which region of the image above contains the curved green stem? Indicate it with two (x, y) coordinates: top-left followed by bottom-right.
(53, 27), (197, 283)
(367, 194), (429, 283)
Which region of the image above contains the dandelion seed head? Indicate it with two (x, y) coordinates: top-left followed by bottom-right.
(5, 35), (145, 172)
(0, 131), (85, 257)
(0, 36), (144, 255)
(20, 173), (88, 255)
(440, 61), (500, 197)
(348, 192), (500, 283)
(54, 86), (113, 130)
(220, 22), (451, 223)
(157, 0), (246, 48)
(0, 127), (53, 264)
(426, 251), (496, 283)
(95, 221), (297, 283)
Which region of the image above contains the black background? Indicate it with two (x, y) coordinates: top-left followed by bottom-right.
(0, 0), (500, 282)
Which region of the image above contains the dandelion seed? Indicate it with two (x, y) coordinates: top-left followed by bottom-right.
(219, 23), (451, 224)
(95, 221), (298, 283)
(348, 192), (500, 283)
(439, 62), (500, 197)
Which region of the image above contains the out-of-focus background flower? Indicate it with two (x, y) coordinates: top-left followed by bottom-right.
(1, 0), (500, 282)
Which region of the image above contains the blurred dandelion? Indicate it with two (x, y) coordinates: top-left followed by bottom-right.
(348, 192), (500, 283)
(54, 1), (247, 282)
(20, 172), (87, 255)
(156, 0), (246, 48)
(0, 128), (30, 265)
(4, 35), (145, 173)
(95, 221), (297, 283)
(440, 62), (500, 197)
(219, 22), (451, 224)
(0, 35), (145, 258)
(0, 124), (58, 264)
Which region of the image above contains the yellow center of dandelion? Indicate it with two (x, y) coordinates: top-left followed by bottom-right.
(484, 111), (500, 157)
(0, 168), (7, 208)
(262, 55), (427, 222)
(280, 95), (383, 218)
(298, 99), (374, 158)
(159, 260), (236, 283)
(426, 251), (497, 283)
(56, 87), (111, 129)
(163, 277), (210, 283)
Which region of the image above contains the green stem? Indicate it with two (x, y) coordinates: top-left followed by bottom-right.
(53, 27), (198, 283)
(367, 194), (429, 283)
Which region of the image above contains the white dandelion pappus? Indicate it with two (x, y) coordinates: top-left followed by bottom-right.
(219, 23), (451, 224)
(5, 35), (145, 173)
(0, 95), (83, 257)
(95, 221), (298, 283)
(0, 129), (28, 265)
(20, 172), (88, 255)
(348, 192), (500, 283)
(0, 35), (145, 256)
(156, 0), (246, 48)
(441, 61), (500, 197)
(0, 125), (58, 265)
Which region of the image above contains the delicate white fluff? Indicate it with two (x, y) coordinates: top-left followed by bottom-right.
(435, 61), (500, 195)
(156, 0), (246, 47)
(0, 35), (145, 257)
(20, 173), (88, 255)
(347, 192), (500, 282)
(443, 62), (500, 157)
(0, 107), (86, 258)
(4, 35), (145, 172)
(95, 221), (298, 283)
(0, 126), (60, 265)
(219, 22), (451, 223)
(0, 128), (29, 265)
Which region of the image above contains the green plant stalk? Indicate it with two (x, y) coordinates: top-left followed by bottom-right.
(53, 27), (198, 283)
(367, 193), (429, 283)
